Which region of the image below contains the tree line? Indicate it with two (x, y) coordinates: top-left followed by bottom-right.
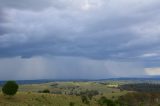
(119, 83), (160, 92)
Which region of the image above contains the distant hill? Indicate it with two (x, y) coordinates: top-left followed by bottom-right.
(0, 76), (160, 86)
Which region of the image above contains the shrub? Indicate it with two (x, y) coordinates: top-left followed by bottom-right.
(42, 89), (50, 93)
(79, 90), (99, 100)
(81, 95), (89, 104)
(69, 102), (75, 106)
(98, 96), (116, 106)
(2, 81), (19, 96)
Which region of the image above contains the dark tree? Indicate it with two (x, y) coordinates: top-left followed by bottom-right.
(98, 96), (116, 106)
(2, 81), (19, 96)
(69, 102), (75, 106)
(81, 95), (89, 104)
(42, 89), (50, 93)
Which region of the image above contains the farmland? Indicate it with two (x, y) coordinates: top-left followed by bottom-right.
(1, 80), (160, 106)
(0, 81), (127, 106)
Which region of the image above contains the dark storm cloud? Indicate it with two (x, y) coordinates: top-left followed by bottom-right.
(0, 11), (4, 22)
(0, 9), (9, 36)
(0, 0), (81, 11)
(1, 0), (160, 79)
(0, 26), (9, 35)
(0, 56), (145, 80)
(0, 0), (160, 64)
(0, 0), (53, 10)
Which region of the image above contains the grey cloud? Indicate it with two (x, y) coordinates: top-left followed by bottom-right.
(0, 56), (145, 80)
(0, 0), (89, 11)
(0, 26), (8, 35)
(0, 10), (5, 22)
(1, 0), (160, 80)
(0, 0), (54, 10)
(0, 0), (160, 66)
(0, 10), (9, 36)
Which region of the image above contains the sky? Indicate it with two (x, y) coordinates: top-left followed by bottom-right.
(0, 0), (160, 80)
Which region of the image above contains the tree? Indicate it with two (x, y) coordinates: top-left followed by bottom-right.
(42, 89), (50, 93)
(2, 81), (19, 96)
(69, 102), (75, 106)
(81, 95), (89, 104)
(98, 96), (116, 106)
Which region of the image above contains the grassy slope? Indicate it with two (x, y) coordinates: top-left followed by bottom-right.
(19, 82), (127, 95)
(0, 92), (90, 106)
(0, 82), (128, 106)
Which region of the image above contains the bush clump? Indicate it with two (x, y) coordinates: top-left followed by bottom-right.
(69, 102), (75, 106)
(42, 89), (50, 93)
(2, 81), (19, 96)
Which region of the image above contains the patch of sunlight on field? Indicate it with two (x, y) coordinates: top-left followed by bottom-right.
(107, 84), (119, 88)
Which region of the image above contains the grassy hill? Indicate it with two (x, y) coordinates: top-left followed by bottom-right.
(1, 81), (160, 106)
(0, 92), (89, 106)
(0, 81), (128, 106)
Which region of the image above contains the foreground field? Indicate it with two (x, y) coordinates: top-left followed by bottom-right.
(1, 81), (160, 106)
(0, 81), (128, 106)
(19, 82), (127, 97)
(0, 92), (88, 106)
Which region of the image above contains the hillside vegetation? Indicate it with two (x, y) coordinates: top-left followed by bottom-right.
(1, 81), (160, 106)
(0, 81), (127, 106)
(0, 92), (89, 106)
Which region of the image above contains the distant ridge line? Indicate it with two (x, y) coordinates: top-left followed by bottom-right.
(0, 76), (160, 85)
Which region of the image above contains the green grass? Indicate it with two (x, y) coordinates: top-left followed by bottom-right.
(19, 82), (126, 95)
(0, 92), (127, 106)
(0, 81), (128, 106)
(0, 92), (89, 106)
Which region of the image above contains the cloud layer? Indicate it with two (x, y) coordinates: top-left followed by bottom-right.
(0, 0), (160, 61)
(0, 56), (145, 80)
(0, 0), (160, 79)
